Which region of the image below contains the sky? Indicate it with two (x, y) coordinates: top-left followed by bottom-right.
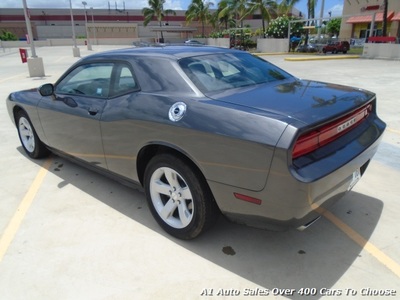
(1, 0), (344, 18)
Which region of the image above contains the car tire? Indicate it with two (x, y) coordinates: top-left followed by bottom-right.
(343, 50), (347, 54)
(144, 153), (218, 239)
(16, 110), (50, 159)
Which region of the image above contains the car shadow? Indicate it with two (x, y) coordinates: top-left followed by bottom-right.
(22, 149), (384, 299)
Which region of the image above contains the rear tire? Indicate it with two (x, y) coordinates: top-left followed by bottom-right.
(144, 153), (218, 239)
(16, 110), (50, 159)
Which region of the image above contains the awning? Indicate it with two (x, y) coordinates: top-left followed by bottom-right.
(392, 12), (400, 21)
(346, 11), (394, 24)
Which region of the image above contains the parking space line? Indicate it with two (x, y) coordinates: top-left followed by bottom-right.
(1, 154), (398, 279)
(387, 127), (400, 135)
(320, 208), (400, 278)
(0, 158), (52, 264)
(54, 56), (69, 63)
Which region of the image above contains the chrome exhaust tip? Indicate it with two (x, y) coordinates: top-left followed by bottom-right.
(297, 216), (321, 231)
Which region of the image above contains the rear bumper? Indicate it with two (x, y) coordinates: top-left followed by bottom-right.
(208, 115), (386, 231)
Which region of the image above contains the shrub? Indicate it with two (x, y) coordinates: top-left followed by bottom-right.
(0, 30), (18, 41)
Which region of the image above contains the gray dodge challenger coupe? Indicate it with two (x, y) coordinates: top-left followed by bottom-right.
(7, 46), (386, 239)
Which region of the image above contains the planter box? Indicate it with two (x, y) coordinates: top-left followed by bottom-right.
(206, 38), (230, 48)
(257, 38), (289, 53)
(362, 43), (400, 60)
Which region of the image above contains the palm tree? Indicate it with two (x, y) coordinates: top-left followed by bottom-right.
(142, 0), (176, 42)
(186, 0), (214, 37)
(382, 0), (388, 36)
(218, 0), (250, 29)
(247, 0), (276, 37)
(213, 0), (235, 30)
(217, 0), (252, 49)
(276, 0), (301, 16)
(304, 0), (317, 45)
(307, 0), (317, 21)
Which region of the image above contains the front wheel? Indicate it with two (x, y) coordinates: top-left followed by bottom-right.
(16, 110), (50, 159)
(144, 153), (218, 239)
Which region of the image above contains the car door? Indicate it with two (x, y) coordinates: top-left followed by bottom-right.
(99, 62), (142, 180)
(37, 62), (114, 168)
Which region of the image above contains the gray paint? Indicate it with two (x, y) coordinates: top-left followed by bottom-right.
(6, 46), (386, 230)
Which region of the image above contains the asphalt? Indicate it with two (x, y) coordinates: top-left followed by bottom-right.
(0, 45), (399, 300)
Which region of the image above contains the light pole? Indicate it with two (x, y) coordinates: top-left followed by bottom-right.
(82, 1), (92, 50)
(317, 0), (325, 40)
(22, 0), (45, 77)
(69, 0), (80, 57)
(90, 7), (96, 45)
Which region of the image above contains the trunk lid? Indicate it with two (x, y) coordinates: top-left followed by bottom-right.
(207, 79), (375, 125)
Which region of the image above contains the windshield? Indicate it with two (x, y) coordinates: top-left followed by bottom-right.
(179, 52), (292, 93)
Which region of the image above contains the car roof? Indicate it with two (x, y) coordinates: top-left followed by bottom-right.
(81, 46), (239, 62)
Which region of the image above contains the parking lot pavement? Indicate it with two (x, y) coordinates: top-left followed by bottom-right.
(0, 46), (399, 300)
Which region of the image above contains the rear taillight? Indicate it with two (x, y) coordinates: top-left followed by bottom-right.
(293, 104), (372, 159)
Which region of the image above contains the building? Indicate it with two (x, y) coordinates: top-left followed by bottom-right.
(340, 0), (400, 42)
(0, 6), (301, 43)
(0, 8), (196, 43)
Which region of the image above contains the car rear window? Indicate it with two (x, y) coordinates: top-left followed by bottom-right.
(179, 52), (292, 93)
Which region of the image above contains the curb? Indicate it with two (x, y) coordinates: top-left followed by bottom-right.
(284, 55), (360, 61)
(253, 52), (288, 56)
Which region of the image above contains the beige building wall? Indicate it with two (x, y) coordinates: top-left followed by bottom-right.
(87, 23), (138, 39)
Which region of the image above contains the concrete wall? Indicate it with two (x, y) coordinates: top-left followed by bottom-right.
(37, 25), (86, 39)
(0, 38), (144, 48)
(0, 37), (232, 49)
(362, 43), (400, 60)
(257, 38), (289, 53)
(206, 38), (230, 48)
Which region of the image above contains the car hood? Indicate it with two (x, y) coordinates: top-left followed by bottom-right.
(207, 79), (375, 125)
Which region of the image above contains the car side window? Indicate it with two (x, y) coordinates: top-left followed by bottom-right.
(56, 63), (113, 98)
(110, 64), (139, 97)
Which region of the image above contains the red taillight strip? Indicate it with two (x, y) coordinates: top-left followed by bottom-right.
(293, 104), (372, 159)
(234, 193), (262, 205)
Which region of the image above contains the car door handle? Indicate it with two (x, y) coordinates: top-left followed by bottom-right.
(88, 107), (99, 116)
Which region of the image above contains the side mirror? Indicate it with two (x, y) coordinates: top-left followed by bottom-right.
(39, 83), (54, 96)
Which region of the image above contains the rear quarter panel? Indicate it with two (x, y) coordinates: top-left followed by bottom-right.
(100, 93), (289, 191)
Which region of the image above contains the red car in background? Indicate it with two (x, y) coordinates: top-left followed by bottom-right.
(322, 41), (350, 54)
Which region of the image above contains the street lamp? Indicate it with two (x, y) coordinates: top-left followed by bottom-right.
(69, 0), (80, 57)
(22, 0), (45, 76)
(82, 1), (92, 50)
(90, 7), (96, 45)
(317, 0), (325, 39)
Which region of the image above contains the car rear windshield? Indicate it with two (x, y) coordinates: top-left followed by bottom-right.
(179, 52), (292, 93)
